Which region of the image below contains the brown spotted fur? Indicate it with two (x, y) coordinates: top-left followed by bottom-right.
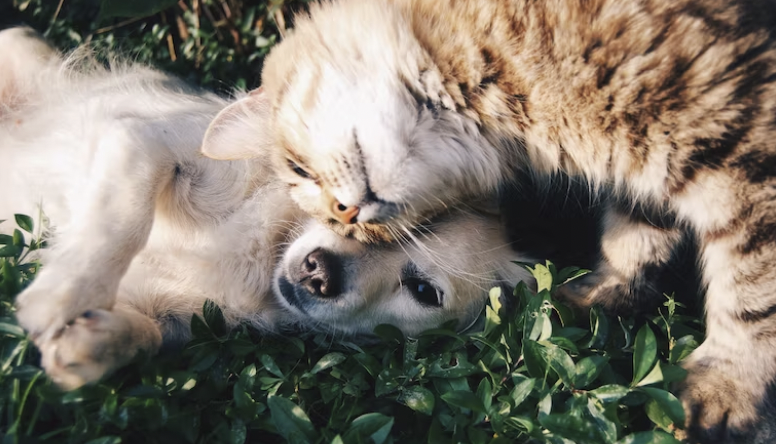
(208, 1), (776, 442)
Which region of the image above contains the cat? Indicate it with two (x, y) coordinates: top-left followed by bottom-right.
(201, 0), (776, 441)
(1, 27), (536, 389)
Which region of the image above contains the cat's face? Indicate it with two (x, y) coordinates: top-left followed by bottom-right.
(203, 76), (503, 243)
(273, 211), (529, 337)
(270, 76), (488, 242)
(202, 0), (504, 243)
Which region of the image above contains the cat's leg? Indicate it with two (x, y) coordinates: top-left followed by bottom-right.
(557, 202), (685, 313)
(14, 122), (178, 346)
(39, 303), (162, 390)
(674, 178), (776, 442)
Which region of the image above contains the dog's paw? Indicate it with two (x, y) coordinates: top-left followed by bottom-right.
(14, 273), (116, 344)
(678, 361), (761, 444)
(37, 308), (161, 390)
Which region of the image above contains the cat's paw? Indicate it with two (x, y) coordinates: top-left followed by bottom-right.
(678, 361), (762, 444)
(14, 272), (116, 344)
(37, 309), (161, 390)
(555, 269), (627, 311)
(555, 267), (666, 314)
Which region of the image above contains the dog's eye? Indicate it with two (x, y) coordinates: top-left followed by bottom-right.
(287, 159), (312, 179)
(403, 277), (443, 307)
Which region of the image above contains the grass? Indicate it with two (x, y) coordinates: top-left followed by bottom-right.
(0, 214), (704, 443)
(1, 1), (706, 442)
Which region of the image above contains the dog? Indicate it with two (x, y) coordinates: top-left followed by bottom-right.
(0, 28), (534, 389)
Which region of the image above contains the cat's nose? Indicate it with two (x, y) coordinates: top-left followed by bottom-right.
(298, 248), (342, 298)
(332, 201), (360, 224)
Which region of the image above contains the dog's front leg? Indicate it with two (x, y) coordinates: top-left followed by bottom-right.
(38, 304), (162, 390)
(15, 122), (175, 352)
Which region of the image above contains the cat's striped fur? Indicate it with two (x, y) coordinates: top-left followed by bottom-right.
(202, 0), (776, 442)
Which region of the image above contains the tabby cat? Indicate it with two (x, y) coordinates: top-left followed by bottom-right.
(201, 0), (776, 441)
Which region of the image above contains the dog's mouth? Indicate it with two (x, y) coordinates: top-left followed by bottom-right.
(276, 276), (308, 315)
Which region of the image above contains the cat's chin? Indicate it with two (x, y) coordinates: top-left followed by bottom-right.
(324, 218), (397, 244)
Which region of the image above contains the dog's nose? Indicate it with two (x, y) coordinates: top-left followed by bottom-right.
(299, 249), (342, 297)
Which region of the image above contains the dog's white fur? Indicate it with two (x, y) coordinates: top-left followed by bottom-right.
(0, 28), (531, 389)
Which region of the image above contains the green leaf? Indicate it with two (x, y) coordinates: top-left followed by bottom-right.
(267, 396), (317, 443)
(485, 287), (503, 335)
(238, 364), (257, 387)
(585, 306), (610, 349)
(539, 411), (605, 444)
(440, 390), (487, 414)
(202, 299), (227, 337)
(546, 345), (575, 387)
(590, 384), (631, 403)
(400, 386), (435, 415)
(310, 352), (346, 374)
(586, 397), (617, 443)
(189, 314), (213, 339)
(555, 326), (588, 341)
(551, 301), (576, 327)
(375, 368), (402, 397)
(466, 425), (489, 444)
(639, 387), (686, 427)
(635, 362), (664, 387)
(528, 310), (553, 341)
(669, 335), (699, 364)
(1, 259), (20, 294)
(573, 356), (609, 388)
(645, 398), (673, 430)
(474, 378), (492, 423)
(342, 413), (394, 444)
(427, 352), (478, 378)
(0, 245), (18, 258)
(522, 340), (550, 380)
(616, 431), (682, 444)
(373, 324), (404, 344)
(632, 325), (657, 386)
(509, 378), (535, 407)
(0, 234), (13, 245)
(528, 262), (554, 293)
(0, 322), (25, 337)
(84, 437), (122, 444)
(660, 364), (688, 384)
(556, 266), (590, 286)
(353, 352), (381, 377)
(538, 392), (552, 416)
(14, 214), (33, 233)
(260, 354), (285, 379)
(231, 418), (247, 444)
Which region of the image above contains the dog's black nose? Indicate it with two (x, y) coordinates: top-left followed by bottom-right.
(299, 249), (342, 298)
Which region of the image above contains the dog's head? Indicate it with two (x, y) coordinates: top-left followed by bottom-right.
(273, 210), (531, 337)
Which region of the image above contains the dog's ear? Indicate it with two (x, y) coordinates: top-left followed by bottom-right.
(0, 27), (59, 111)
(201, 87), (273, 160)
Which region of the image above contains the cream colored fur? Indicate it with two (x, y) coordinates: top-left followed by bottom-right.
(1, 28), (531, 389)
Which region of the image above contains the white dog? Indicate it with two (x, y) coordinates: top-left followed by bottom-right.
(0, 28), (532, 389)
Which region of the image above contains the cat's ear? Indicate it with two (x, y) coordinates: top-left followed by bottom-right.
(201, 87), (273, 160)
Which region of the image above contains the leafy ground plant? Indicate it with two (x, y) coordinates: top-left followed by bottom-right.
(0, 214), (705, 443)
(3, 3), (705, 442)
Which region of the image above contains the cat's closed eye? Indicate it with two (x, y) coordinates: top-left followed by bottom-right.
(287, 159), (312, 179)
